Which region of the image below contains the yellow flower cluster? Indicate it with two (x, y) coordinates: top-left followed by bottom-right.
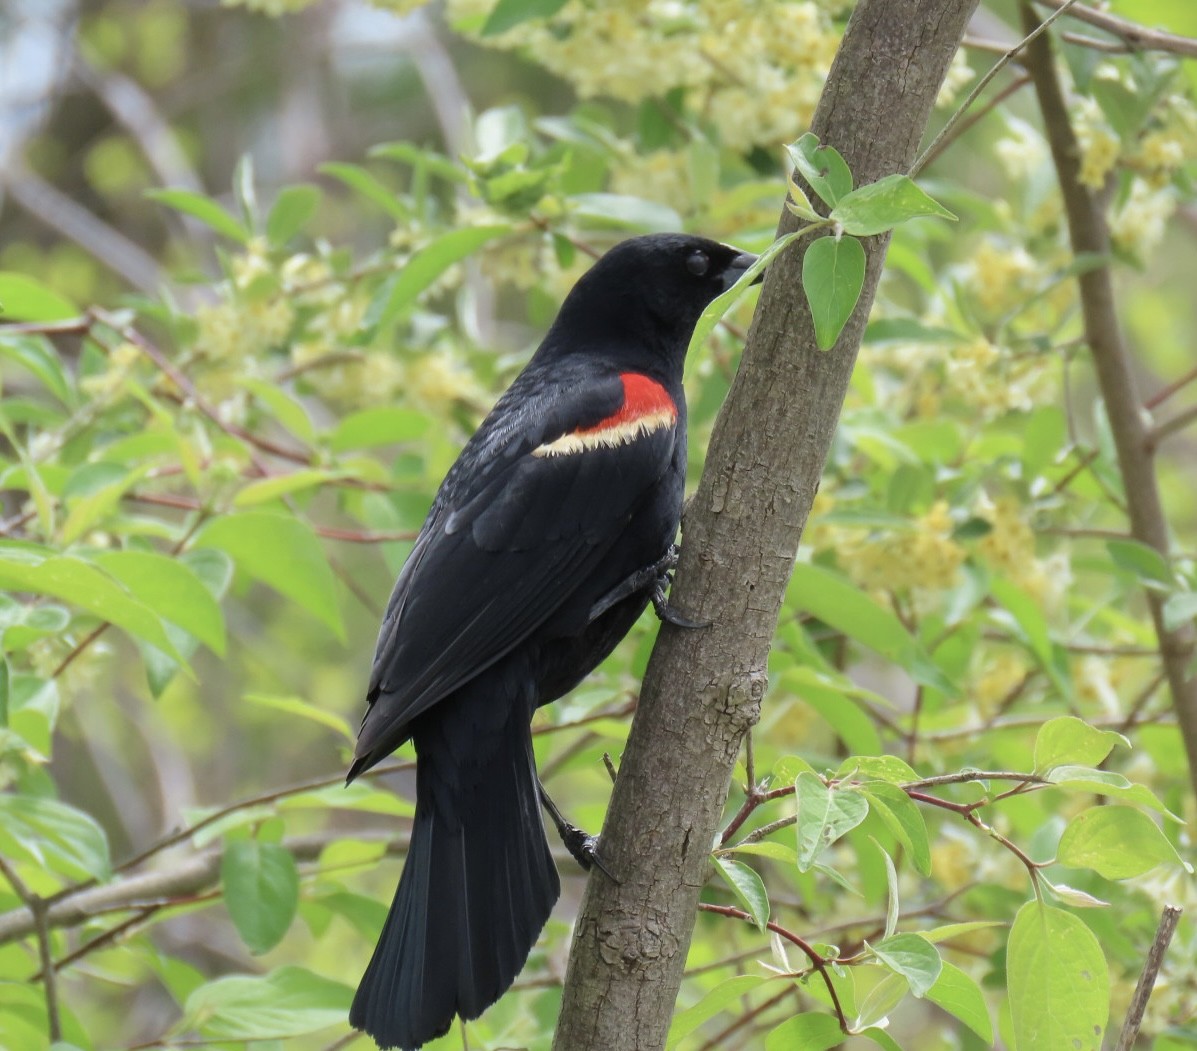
(936, 49), (975, 109)
(195, 298), (295, 364)
(451, 0), (840, 151)
(970, 647), (1028, 713)
(1109, 181), (1175, 262)
(1073, 97), (1121, 189)
(975, 495), (1066, 606)
(966, 239), (1040, 316)
(824, 501), (967, 595)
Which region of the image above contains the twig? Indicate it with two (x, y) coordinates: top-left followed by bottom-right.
(1035, 0), (1197, 58)
(1114, 905), (1183, 1051)
(1146, 403), (1197, 452)
(1145, 364), (1197, 410)
(1021, 1), (1197, 800)
(696, 986), (793, 1051)
(916, 74), (1032, 173)
(0, 856), (62, 1040)
(697, 903), (849, 1034)
(911, 0), (1080, 178)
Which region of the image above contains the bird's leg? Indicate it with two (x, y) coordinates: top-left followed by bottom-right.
(537, 780), (618, 882)
(589, 545), (710, 628)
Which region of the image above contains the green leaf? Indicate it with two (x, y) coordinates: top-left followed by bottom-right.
(877, 840), (899, 939)
(713, 856), (770, 931)
(802, 235), (866, 351)
(1046, 765), (1179, 819)
(1034, 716), (1128, 772)
(829, 174), (956, 236)
(869, 933), (941, 997)
(181, 966), (353, 1040)
(1007, 902), (1109, 1051)
(785, 133), (853, 207)
(1057, 805), (1189, 878)
(0, 334), (74, 405)
(366, 226), (510, 330)
(859, 1029), (904, 1051)
(859, 782), (931, 876)
(319, 162), (409, 221)
(921, 920), (1004, 945)
(721, 841), (798, 865)
(927, 961), (993, 1043)
(854, 971), (909, 1030)
(482, 0), (570, 35)
(242, 377), (316, 445)
(0, 548), (185, 663)
(0, 794), (111, 881)
(0, 273), (78, 323)
(666, 975), (768, 1049)
(1105, 538), (1173, 589)
(787, 563), (956, 695)
(687, 230), (799, 358)
(764, 1011), (844, 1051)
(221, 841), (300, 955)
(266, 184), (321, 246)
(233, 469), (345, 508)
(93, 550), (227, 655)
(990, 577), (1052, 664)
(328, 407), (430, 452)
(568, 193), (682, 232)
(145, 188), (250, 243)
(795, 772), (868, 872)
(245, 693), (352, 741)
(1163, 591), (1197, 631)
(193, 512), (343, 639)
(834, 755), (919, 784)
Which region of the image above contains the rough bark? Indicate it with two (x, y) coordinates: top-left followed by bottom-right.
(552, 2), (981, 1049)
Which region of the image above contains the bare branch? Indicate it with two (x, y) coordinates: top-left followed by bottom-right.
(1115, 905), (1183, 1051)
(1036, 0), (1197, 58)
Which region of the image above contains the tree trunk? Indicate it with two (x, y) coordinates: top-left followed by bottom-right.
(552, 2), (981, 1048)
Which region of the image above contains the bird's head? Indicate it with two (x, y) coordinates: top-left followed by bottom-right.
(542, 233), (759, 372)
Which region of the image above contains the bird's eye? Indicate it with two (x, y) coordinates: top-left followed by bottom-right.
(686, 250), (710, 277)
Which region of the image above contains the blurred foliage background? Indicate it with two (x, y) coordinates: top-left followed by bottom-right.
(1, 1), (1197, 1049)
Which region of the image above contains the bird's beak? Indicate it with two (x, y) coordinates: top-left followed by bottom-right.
(720, 251), (762, 292)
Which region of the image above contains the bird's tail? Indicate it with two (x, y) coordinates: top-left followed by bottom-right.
(349, 715), (559, 1050)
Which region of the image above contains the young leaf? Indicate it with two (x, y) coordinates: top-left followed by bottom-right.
(859, 782), (931, 876)
(1105, 538), (1173, 589)
(145, 188), (250, 244)
(266, 184), (321, 246)
(194, 512), (344, 639)
(482, 0), (570, 36)
(795, 772), (869, 872)
(328, 407), (430, 452)
(319, 162), (410, 221)
(802, 234), (865, 351)
(0, 273), (79, 324)
(1163, 591), (1197, 631)
(222, 841), (300, 955)
(1033, 715), (1128, 772)
(829, 174), (956, 236)
(785, 133), (853, 207)
(763, 1012), (844, 1051)
(713, 856), (770, 931)
(0, 335), (76, 404)
(1057, 805), (1189, 878)
(926, 961), (993, 1043)
(1007, 901), (1108, 1051)
(666, 974), (768, 1050)
(868, 933), (942, 997)
(366, 226), (510, 331)
(93, 550), (227, 655)
(0, 794), (111, 881)
(181, 966), (353, 1040)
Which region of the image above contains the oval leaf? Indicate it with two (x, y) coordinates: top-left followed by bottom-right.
(795, 772), (868, 872)
(829, 173), (956, 236)
(713, 856), (770, 931)
(802, 235), (865, 351)
(221, 841), (300, 955)
(1057, 805), (1188, 879)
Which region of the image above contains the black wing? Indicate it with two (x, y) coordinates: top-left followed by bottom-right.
(352, 364), (678, 773)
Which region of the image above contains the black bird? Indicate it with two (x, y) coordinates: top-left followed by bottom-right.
(348, 232), (757, 1050)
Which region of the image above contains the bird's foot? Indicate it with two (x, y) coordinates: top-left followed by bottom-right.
(559, 824), (619, 883)
(650, 545), (711, 629)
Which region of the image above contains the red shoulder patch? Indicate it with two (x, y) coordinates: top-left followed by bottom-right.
(581, 373), (677, 434)
(532, 373), (677, 458)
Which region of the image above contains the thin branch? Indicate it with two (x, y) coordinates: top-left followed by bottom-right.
(2, 166), (163, 295)
(1035, 0), (1197, 58)
(911, 0), (1080, 178)
(1020, 1), (1197, 800)
(916, 74), (1032, 173)
(0, 856), (61, 1040)
(1147, 403), (1197, 451)
(1145, 364), (1197, 410)
(1115, 905), (1183, 1051)
(696, 904), (849, 1034)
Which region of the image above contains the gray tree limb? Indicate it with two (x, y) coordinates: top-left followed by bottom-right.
(552, 2), (981, 1048)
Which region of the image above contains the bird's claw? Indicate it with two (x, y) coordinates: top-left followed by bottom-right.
(561, 825), (619, 883)
(651, 546), (710, 629)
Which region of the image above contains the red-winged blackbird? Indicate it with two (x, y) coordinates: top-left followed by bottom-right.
(348, 233), (757, 1050)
